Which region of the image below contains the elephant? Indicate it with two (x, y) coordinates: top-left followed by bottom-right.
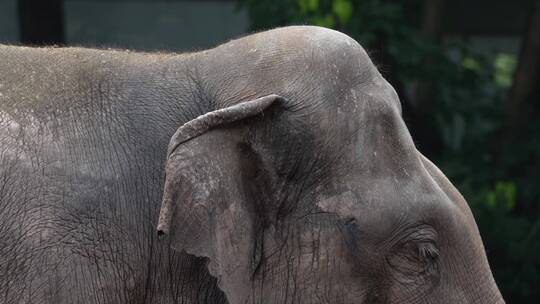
(0, 26), (504, 303)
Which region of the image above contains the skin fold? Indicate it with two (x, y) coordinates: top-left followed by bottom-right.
(0, 26), (504, 303)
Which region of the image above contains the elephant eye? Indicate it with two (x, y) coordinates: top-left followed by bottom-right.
(386, 225), (440, 286)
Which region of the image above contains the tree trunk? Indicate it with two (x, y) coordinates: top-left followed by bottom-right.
(405, 0), (446, 157)
(18, 0), (65, 46)
(505, 0), (540, 131)
(415, 0), (445, 114)
(421, 0), (445, 39)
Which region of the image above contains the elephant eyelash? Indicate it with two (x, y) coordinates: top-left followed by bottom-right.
(418, 242), (439, 261)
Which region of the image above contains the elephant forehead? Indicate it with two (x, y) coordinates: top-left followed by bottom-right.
(317, 169), (430, 203)
(298, 90), (415, 181)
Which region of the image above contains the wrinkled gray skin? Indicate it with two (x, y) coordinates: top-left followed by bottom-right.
(0, 26), (504, 304)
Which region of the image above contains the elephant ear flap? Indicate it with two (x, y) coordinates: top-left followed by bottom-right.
(164, 94), (284, 160)
(155, 94), (284, 303)
(156, 94), (283, 236)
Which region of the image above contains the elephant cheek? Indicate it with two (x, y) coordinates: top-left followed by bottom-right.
(254, 226), (365, 303)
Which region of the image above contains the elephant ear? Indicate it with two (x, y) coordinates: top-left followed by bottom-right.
(156, 94), (284, 303)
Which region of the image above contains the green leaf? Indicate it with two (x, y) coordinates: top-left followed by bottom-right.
(310, 14), (335, 28)
(485, 181), (517, 210)
(462, 56), (482, 73)
(299, 0), (319, 14)
(494, 53), (517, 88)
(495, 181), (516, 210)
(486, 192), (497, 209)
(332, 0), (353, 24)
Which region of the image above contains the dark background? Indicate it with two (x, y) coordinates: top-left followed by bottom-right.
(1, 0), (539, 302)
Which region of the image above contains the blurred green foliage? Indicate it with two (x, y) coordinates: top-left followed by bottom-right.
(494, 54), (518, 88)
(238, 0), (540, 302)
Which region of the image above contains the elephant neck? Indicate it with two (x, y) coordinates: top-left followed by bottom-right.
(116, 52), (213, 154)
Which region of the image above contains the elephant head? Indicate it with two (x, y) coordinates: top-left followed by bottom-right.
(156, 53), (504, 304)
